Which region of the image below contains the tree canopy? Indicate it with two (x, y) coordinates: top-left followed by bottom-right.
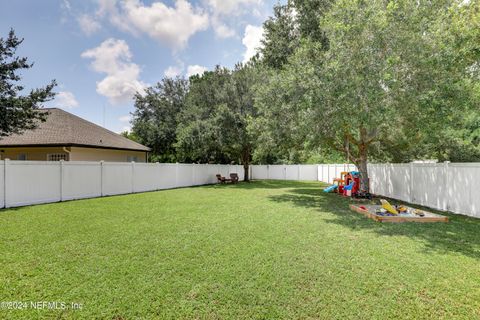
(175, 64), (258, 180)
(254, 0), (480, 191)
(0, 29), (56, 137)
(130, 0), (479, 190)
(131, 77), (188, 162)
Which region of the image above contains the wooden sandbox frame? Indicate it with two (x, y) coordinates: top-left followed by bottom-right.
(350, 204), (448, 223)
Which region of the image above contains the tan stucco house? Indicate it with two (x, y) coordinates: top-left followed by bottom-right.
(0, 108), (150, 162)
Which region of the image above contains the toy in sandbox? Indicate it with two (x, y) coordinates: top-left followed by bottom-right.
(350, 199), (448, 223)
(323, 171), (372, 199)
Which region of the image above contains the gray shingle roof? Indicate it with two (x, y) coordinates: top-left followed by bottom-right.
(0, 108), (150, 151)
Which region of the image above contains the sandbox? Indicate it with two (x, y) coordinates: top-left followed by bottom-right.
(350, 204), (448, 223)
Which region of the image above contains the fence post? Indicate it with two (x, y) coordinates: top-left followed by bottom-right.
(175, 162), (179, 187)
(267, 165), (270, 180)
(327, 164), (330, 184)
(100, 161), (104, 197)
(409, 162), (414, 203)
(444, 161), (450, 211)
(60, 160), (64, 202)
(192, 163), (196, 185)
(4, 159), (9, 208)
(131, 161), (135, 193)
(155, 162), (160, 190)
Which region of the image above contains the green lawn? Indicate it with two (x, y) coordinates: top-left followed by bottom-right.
(1, 180), (479, 319)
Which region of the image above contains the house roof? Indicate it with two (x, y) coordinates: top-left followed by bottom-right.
(0, 108), (150, 152)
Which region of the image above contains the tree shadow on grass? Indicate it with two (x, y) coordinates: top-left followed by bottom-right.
(212, 180), (320, 190)
(265, 181), (480, 260)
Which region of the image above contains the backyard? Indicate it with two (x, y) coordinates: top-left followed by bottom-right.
(1, 180), (479, 319)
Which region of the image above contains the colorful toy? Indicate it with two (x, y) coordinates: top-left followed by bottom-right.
(332, 172), (348, 194)
(380, 199), (398, 215)
(343, 171), (360, 197)
(323, 185), (338, 193)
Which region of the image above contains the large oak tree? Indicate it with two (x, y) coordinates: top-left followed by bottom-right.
(255, 0), (479, 191)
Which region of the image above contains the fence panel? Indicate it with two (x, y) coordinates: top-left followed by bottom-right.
(158, 164), (177, 189)
(177, 164), (194, 187)
(411, 164), (446, 210)
(252, 165), (268, 180)
(6, 161), (61, 207)
(386, 164), (411, 202)
(102, 162), (133, 196)
(63, 162), (102, 200)
(217, 165), (230, 179)
(368, 164), (386, 196)
(446, 163), (480, 218)
(0, 161), (4, 208)
(299, 165), (318, 181)
(132, 163), (159, 193)
(193, 164), (209, 185)
(268, 165), (285, 180)
(286, 165), (299, 180)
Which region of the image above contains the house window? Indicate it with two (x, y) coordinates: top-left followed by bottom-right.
(127, 155), (138, 162)
(17, 154), (27, 161)
(47, 153), (68, 161)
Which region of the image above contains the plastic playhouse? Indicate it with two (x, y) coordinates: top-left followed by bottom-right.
(323, 170), (370, 199)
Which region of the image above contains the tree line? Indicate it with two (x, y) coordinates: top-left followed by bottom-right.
(128, 0), (479, 189)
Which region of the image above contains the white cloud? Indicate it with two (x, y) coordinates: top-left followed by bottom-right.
(119, 114), (132, 132)
(99, 0), (209, 50)
(77, 14), (101, 35)
(53, 91), (79, 109)
(242, 24), (264, 63)
(119, 115), (131, 123)
(119, 115), (132, 132)
(206, 0), (260, 16)
(211, 17), (235, 39)
(186, 65), (208, 78)
(164, 65), (183, 78)
(206, 0), (262, 38)
(81, 38), (146, 104)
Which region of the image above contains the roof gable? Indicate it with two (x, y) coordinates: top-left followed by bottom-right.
(0, 108), (150, 152)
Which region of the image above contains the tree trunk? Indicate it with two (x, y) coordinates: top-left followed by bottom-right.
(242, 147), (250, 182)
(243, 162), (249, 181)
(357, 144), (369, 193)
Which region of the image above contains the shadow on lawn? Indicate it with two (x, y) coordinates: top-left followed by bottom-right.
(213, 180), (311, 190)
(252, 181), (480, 260)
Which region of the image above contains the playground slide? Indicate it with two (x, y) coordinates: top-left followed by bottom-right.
(323, 185), (338, 193)
(344, 182), (355, 190)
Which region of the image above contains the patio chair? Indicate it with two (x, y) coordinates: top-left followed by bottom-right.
(230, 173), (239, 184)
(216, 174), (226, 184)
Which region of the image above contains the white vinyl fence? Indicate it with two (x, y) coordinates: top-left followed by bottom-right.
(1, 160), (479, 218)
(250, 164), (322, 181)
(0, 160), (243, 209)
(250, 163), (480, 218)
(368, 163), (480, 219)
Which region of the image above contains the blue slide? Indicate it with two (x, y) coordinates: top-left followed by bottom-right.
(323, 185), (338, 193)
(344, 181), (355, 190)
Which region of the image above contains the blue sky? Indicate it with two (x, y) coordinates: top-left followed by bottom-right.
(0, 0), (281, 132)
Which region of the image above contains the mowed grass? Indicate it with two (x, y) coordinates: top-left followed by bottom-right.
(0, 181), (479, 319)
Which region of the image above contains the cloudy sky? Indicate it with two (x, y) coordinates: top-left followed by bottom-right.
(0, 0), (282, 133)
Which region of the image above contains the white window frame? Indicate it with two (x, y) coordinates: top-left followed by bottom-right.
(47, 153), (68, 161)
(127, 155), (138, 162)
